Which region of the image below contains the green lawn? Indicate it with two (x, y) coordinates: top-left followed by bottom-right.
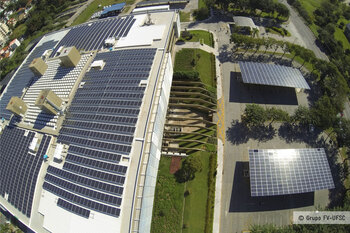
(180, 11), (191, 22)
(183, 152), (209, 233)
(334, 27), (350, 49)
(71, 0), (134, 26)
(174, 48), (216, 87)
(184, 30), (214, 47)
(151, 157), (185, 233)
(198, 0), (206, 9)
(299, 0), (324, 21)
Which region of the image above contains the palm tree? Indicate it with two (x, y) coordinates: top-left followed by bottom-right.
(280, 42), (289, 58)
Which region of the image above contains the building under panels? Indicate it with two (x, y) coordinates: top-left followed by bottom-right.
(0, 10), (180, 233)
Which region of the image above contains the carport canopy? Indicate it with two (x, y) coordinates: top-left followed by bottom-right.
(238, 61), (310, 90)
(249, 148), (334, 197)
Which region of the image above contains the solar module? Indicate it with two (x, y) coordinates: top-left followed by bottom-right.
(57, 198), (90, 218)
(0, 40), (58, 120)
(249, 148), (335, 197)
(51, 15), (135, 56)
(43, 48), (157, 218)
(0, 126), (51, 217)
(238, 61), (310, 89)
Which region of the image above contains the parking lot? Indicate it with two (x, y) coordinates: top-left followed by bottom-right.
(219, 61), (330, 233)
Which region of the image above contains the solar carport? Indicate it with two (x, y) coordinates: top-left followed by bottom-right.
(237, 61), (310, 90)
(249, 148), (334, 197)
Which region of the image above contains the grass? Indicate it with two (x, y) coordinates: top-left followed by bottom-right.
(299, 0), (324, 21)
(71, 0), (135, 26)
(9, 24), (27, 41)
(183, 30), (214, 47)
(180, 11), (191, 22)
(174, 48), (216, 87)
(151, 157), (185, 233)
(198, 0), (207, 9)
(266, 27), (291, 37)
(334, 27), (350, 50)
(182, 152), (209, 233)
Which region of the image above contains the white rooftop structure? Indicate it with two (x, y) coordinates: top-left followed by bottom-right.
(0, 10), (180, 233)
(233, 16), (259, 31)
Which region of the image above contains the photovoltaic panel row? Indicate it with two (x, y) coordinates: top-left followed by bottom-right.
(45, 174), (122, 206)
(47, 166), (123, 196)
(0, 126), (51, 217)
(49, 48), (156, 218)
(249, 148), (335, 197)
(66, 154), (127, 174)
(0, 40), (58, 120)
(238, 61), (310, 89)
(57, 198), (90, 218)
(67, 106), (140, 117)
(58, 135), (131, 154)
(62, 120), (135, 135)
(63, 162), (125, 185)
(60, 127), (134, 144)
(51, 16), (135, 55)
(43, 182), (120, 217)
(73, 92), (144, 100)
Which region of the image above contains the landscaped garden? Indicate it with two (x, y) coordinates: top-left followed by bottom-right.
(151, 47), (217, 233)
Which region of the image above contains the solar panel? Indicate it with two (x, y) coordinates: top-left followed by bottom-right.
(43, 48), (156, 218)
(249, 148), (335, 197)
(57, 198), (90, 218)
(238, 61), (310, 89)
(43, 182), (120, 217)
(51, 15), (135, 55)
(0, 126), (51, 217)
(0, 40), (58, 120)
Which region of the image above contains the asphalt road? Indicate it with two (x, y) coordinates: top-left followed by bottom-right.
(279, 0), (329, 61)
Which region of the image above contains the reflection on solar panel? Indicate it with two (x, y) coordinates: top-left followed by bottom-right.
(238, 61), (310, 89)
(51, 16), (135, 55)
(249, 148), (334, 197)
(57, 198), (90, 218)
(0, 40), (58, 120)
(44, 48), (157, 217)
(0, 127), (51, 217)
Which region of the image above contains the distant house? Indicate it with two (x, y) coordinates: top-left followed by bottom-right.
(7, 18), (17, 27)
(345, 23), (350, 41)
(9, 38), (20, 50)
(0, 22), (9, 46)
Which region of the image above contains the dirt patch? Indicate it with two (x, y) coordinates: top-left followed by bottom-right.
(169, 156), (182, 174)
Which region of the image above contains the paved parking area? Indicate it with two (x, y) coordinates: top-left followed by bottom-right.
(219, 61), (330, 233)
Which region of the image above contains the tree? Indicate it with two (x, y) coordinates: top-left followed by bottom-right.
(335, 118), (350, 148)
(263, 38), (272, 53)
(242, 104), (267, 127)
(299, 49), (314, 68)
(266, 107), (290, 125)
(275, 3), (290, 18)
(291, 106), (312, 125)
(176, 155), (202, 182)
(311, 95), (337, 129)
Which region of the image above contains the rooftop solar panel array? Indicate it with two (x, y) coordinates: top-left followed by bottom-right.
(238, 61), (310, 89)
(0, 126), (51, 217)
(249, 148), (335, 197)
(51, 15), (135, 56)
(22, 54), (90, 128)
(44, 48), (157, 218)
(0, 40), (58, 120)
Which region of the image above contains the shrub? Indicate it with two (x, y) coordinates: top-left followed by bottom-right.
(193, 7), (209, 21)
(173, 71), (200, 81)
